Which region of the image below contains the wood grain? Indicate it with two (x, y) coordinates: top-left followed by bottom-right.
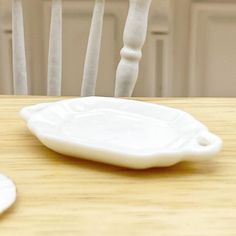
(0, 96), (236, 236)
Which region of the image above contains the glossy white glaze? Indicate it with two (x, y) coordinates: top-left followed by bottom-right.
(21, 97), (222, 169)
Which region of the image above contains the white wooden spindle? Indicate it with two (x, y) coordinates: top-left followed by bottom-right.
(81, 0), (105, 97)
(12, 0), (28, 95)
(115, 0), (152, 97)
(47, 0), (62, 96)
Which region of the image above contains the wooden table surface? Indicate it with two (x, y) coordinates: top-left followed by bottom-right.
(0, 96), (236, 236)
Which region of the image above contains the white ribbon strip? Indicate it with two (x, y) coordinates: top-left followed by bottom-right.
(81, 0), (105, 97)
(47, 0), (62, 96)
(12, 0), (28, 95)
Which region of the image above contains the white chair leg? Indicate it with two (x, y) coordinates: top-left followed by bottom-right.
(47, 0), (62, 96)
(115, 0), (152, 97)
(81, 0), (105, 97)
(12, 0), (28, 95)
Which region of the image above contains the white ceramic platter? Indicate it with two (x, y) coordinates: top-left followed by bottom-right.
(21, 97), (222, 169)
(0, 174), (16, 214)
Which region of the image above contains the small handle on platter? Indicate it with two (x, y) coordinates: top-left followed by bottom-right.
(184, 131), (223, 161)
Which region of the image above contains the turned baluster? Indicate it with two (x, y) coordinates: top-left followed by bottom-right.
(115, 0), (152, 97)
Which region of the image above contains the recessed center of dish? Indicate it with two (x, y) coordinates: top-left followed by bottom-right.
(64, 109), (179, 154)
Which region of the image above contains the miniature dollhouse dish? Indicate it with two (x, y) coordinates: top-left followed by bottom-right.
(20, 97), (222, 169)
(0, 174), (16, 214)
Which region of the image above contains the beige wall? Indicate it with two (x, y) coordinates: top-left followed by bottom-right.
(1, 0), (236, 97)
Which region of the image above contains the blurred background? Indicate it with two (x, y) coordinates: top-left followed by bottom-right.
(0, 0), (236, 97)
